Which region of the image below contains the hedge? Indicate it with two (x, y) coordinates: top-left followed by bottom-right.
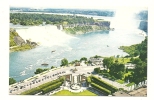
(91, 83), (111, 95)
(91, 75), (118, 93)
(21, 76), (64, 95)
(21, 87), (41, 95)
(86, 76), (91, 83)
(42, 82), (62, 94)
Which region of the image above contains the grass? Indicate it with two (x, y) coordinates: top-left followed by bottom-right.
(125, 82), (135, 87)
(116, 79), (125, 84)
(52, 90), (97, 96)
(114, 58), (131, 64)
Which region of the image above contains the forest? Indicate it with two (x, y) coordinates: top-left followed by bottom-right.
(10, 13), (95, 26)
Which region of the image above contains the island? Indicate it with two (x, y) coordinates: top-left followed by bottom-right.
(10, 13), (114, 35)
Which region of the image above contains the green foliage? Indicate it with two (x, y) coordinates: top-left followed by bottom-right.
(119, 37), (147, 60)
(80, 57), (87, 62)
(51, 66), (55, 69)
(21, 76), (64, 95)
(119, 44), (139, 57)
(9, 78), (16, 85)
(103, 57), (114, 69)
(10, 44), (32, 52)
(109, 63), (125, 79)
(132, 62), (147, 84)
(94, 67), (100, 73)
(61, 58), (68, 66)
(42, 82), (62, 94)
(90, 75), (118, 93)
(10, 13), (95, 26)
(9, 29), (19, 47)
(132, 58), (142, 65)
(125, 82), (135, 87)
(91, 83), (111, 95)
(53, 90), (97, 96)
(64, 26), (94, 34)
(116, 79), (125, 84)
(86, 76), (91, 83)
(34, 68), (49, 74)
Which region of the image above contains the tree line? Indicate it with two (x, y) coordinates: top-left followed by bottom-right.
(10, 13), (95, 26)
(99, 37), (147, 84)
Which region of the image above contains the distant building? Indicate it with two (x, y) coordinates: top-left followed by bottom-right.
(89, 57), (103, 66)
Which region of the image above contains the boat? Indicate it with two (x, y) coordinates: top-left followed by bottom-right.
(41, 63), (49, 66)
(107, 45), (109, 47)
(51, 50), (56, 53)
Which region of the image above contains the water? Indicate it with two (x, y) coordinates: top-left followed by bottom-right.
(9, 13), (146, 82)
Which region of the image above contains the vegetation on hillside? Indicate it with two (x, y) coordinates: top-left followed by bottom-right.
(9, 78), (16, 85)
(10, 13), (111, 34)
(9, 28), (38, 52)
(93, 37), (147, 84)
(10, 13), (95, 26)
(10, 28), (19, 47)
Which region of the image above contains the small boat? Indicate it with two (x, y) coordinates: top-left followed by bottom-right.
(51, 50), (56, 53)
(107, 45), (109, 47)
(41, 63), (49, 66)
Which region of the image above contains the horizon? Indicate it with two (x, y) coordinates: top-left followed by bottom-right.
(9, 0), (148, 10)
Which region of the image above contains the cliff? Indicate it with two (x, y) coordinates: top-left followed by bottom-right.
(10, 28), (38, 52)
(63, 21), (111, 34)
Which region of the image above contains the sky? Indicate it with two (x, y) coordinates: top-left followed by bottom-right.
(9, 0), (148, 10)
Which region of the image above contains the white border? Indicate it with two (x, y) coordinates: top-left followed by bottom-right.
(0, 0), (153, 100)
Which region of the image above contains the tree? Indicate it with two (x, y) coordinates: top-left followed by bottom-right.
(94, 67), (100, 73)
(80, 57), (87, 62)
(34, 68), (43, 74)
(103, 57), (114, 69)
(51, 66), (55, 69)
(134, 50), (140, 57)
(109, 63), (125, 79)
(9, 78), (16, 85)
(132, 62), (147, 84)
(117, 71), (124, 79)
(61, 58), (68, 66)
(34, 68), (48, 74)
(132, 58), (142, 65)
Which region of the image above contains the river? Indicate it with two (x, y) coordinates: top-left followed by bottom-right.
(9, 12), (146, 82)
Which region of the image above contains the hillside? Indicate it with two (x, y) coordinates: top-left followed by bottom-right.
(9, 28), (38, 52)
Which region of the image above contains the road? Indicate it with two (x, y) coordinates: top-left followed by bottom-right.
(9, 65), (97, 95)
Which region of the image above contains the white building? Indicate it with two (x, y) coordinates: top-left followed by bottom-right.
(125, 63), (136, 69)
(89, 57), (103, 66)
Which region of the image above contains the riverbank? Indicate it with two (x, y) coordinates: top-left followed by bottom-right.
(9, 28), (38, 52)
(9, 44), (38, 53)
(63, 25), (111, 35)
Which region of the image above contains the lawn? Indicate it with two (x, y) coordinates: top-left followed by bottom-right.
(125, 82), (135, 87)
(116, 79), (125, 84)
(114, 58), (131, 64)
(52, 90), (97, 96)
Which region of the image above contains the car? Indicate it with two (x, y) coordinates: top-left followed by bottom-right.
(87, 72), (90, 74)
